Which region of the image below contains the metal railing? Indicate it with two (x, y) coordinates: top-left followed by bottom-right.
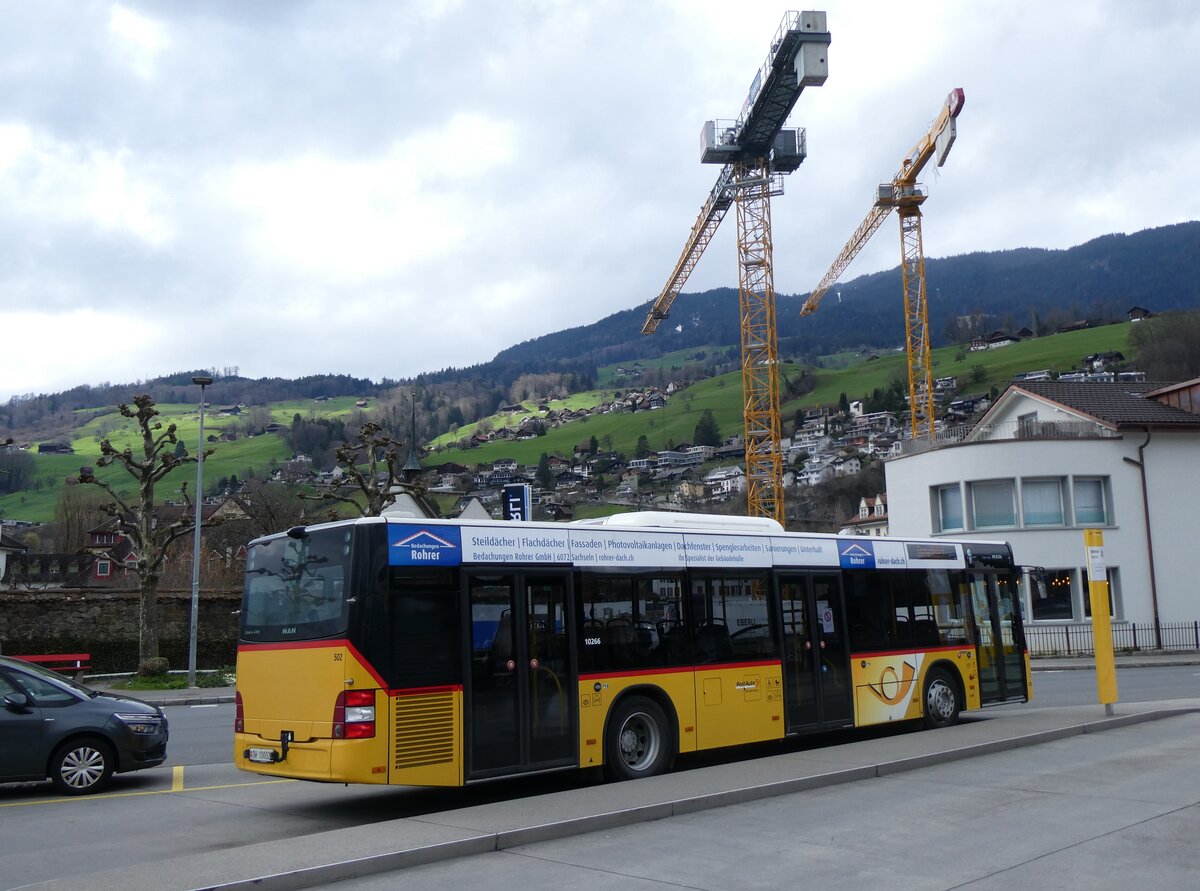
(1025, 621), (1200, 656)
(896, 419), (1120, 456)
(973, 419), (1121, 442)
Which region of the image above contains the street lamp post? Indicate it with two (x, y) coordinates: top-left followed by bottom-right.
(187, 375), (214, 687)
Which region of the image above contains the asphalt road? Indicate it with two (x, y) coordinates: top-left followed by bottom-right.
(2, 666), (1197, 890)
(161, 703), (230, 767)
(1007, 664), (1200, 708)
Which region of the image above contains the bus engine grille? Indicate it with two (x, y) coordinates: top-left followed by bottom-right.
(393, 692), (455, 769)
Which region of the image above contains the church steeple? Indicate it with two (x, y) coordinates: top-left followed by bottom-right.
(402, 391), (422, 476)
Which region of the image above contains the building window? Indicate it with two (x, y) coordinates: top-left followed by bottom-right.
(1082, 567), (1119, 620)
(1032, 568), (1074, 621)
(1073, 478), (1108, 525)
(1021, 478), (1064, 526)
(934, 484), (963, 532)
(970, 479), (1016, 529)
(96, 560), (111, 578)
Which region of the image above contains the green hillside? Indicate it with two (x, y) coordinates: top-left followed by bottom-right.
(0, 323), (1133, 524)
(595, 346), (731, 387)
(1, 403), (296, 524)
(428, 323), (1133, 468)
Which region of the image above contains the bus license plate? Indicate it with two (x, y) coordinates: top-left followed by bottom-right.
(248, 747), (277, 764)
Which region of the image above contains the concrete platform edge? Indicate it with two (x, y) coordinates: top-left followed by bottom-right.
(198, 835), (499, 891)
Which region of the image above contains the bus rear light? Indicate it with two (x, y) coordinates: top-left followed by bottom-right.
(235, 691), (244, 733)
(333, 690), (376, 739)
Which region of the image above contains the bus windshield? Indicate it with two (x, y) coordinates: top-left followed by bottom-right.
(241, 528), (353, 642)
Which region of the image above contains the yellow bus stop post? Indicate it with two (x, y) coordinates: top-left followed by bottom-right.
(1084, 529), (1118, 715)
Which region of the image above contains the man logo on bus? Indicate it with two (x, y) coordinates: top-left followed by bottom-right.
(866, 659), (917, 705)
(393, 530), (458, 563)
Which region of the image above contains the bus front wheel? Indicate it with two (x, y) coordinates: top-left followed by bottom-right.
(604, 696), (674, 781)
(923, 668), (961, 729)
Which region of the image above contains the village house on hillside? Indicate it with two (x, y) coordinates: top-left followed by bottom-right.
(838, 493), (888, 537)
(970, 330), (1020, 351)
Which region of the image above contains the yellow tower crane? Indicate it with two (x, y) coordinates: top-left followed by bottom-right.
(803, 88), (965, 441)
(643, 11), (831, 523)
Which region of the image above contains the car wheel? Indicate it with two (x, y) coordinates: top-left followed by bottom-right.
(51, 737), (115, 794)
(923, 668), (961, 729)
(604, 695), (673, 781)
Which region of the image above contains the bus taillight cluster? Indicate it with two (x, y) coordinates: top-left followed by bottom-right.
(333, 690), (376, 739)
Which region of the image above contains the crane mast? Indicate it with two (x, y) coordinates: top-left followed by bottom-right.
(803, 88), (964, 441)
(644, 10), (831, 522)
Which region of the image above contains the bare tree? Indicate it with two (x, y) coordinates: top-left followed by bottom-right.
(1129, 310), (1200, 381)
(301, 422), (406, 518)
(77, 395), (214, 670)
(53, 483), (109, 553)
(231, 478), (309, 538)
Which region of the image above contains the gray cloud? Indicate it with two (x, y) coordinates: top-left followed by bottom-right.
(2, 0), (1198, 400)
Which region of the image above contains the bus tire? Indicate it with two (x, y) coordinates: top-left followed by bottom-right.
(923, 668), (961, 729)
(604, 695), (674, 781)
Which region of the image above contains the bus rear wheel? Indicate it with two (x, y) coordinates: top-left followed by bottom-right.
(923, 668), (961, 729)
(604, 696), (673, 781)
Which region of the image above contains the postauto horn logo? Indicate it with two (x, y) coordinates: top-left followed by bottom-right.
(388, 524), (462, 566)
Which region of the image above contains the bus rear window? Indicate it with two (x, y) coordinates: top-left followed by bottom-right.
(241, 529), (353, 642)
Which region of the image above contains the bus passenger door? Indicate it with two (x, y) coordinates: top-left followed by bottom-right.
(779, 574), (852, 731)
(525, 575), (574, 765)
(466, 571), (576, 778)
(966, 572), (1027, 703)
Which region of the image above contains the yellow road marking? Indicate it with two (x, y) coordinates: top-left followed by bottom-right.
(0, 777), (293, 808)
(172, 765), (185, 791)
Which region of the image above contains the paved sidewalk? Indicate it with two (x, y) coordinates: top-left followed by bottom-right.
(87, 680), (236, 707)
(29, 696), (1200, 891)
(1032, 651), (1200, 670)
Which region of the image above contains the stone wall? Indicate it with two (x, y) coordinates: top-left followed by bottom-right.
(0, 588), (242, 672)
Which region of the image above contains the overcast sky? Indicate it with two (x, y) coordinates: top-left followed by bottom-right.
(2, 0), (1198, 402)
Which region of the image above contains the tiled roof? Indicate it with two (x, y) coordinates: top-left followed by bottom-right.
(0, 530), (28, 551)
(1014, 381), (1200, 428)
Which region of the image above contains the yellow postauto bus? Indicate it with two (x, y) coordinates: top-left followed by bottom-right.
(234, 512), (1030, 785)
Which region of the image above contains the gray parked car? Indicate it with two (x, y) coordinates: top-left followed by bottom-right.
(0, 655), (169, 794)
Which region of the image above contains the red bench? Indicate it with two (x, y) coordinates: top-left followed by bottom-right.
(10, 653), (92, 675)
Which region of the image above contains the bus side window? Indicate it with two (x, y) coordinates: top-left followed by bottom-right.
(890, 572), (914, 650)
(656, 620), (689, 664)
(910, 570), (948, 646)
(845, 571), (888, 651)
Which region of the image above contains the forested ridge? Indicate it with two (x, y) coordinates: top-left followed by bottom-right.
(4, 221), (1198, 444)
